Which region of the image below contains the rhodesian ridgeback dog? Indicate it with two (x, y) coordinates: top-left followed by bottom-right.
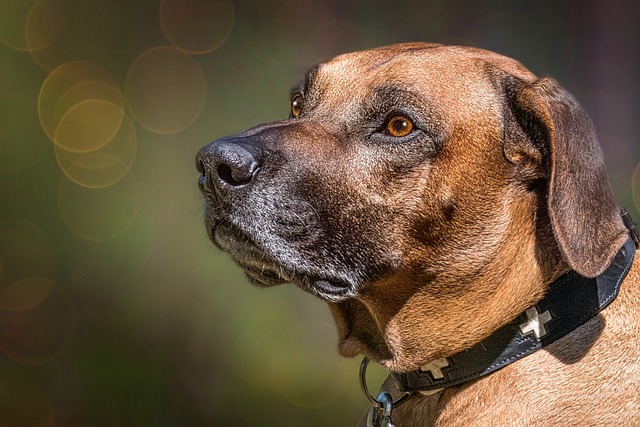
(196, 43), (640, 426)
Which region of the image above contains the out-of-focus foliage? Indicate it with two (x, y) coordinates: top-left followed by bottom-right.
(0, 0), (638, 425)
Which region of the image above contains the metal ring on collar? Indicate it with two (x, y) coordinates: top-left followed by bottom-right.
(359, 357), (412, 408)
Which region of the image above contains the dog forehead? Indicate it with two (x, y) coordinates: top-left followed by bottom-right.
(301, 45), (525, 122)
(313, 44), (537, 102)
(327, 43), (534, 77)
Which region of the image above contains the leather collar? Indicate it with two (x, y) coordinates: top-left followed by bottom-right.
(391, 235), (637, 393)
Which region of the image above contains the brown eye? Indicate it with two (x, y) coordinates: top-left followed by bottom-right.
(291, 94), (303, 118)
(386, 115), (414, 137)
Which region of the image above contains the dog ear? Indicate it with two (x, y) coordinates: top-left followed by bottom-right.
(506, 77), (627, 277)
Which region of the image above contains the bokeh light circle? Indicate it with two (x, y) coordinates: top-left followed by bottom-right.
(0, 278), (75, 365)
(57, 174), (140, 241)
(53, 80), (125, 129)
(0, 380), (55, 427)
(54, 113), (137, 189)
(0, 0), (34, 50)
(24, 0), (67, 52)
(273, 0), (338, 65)
(125, 46), (207, 134)
(38, 61), (122, 142)
(0, 276), (54, 312)
(160, 0), (234, 54)
(54, 99), (124, 153)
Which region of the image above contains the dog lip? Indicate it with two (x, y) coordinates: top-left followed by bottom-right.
(208, 220), (356, 300)
(311, 278), (351, 296)
(214, 223), (270, 261)
(242, 264), (287, 287)
(208, 220), (294, 286)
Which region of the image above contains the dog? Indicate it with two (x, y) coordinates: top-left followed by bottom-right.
(196, 43), (640, 426)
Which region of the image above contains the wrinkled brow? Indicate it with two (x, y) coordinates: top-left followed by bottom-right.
(289, 64), (320, 98)
(366, 84), (426, 111)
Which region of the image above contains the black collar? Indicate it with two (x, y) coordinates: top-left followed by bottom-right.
(391, 235), (637, 393)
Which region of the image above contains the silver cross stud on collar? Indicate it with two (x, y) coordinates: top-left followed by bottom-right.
(420, 357), (449, 380)
(519, 306), (552, 339)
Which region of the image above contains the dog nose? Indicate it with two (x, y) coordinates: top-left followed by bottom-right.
(196, 140), (260, 193)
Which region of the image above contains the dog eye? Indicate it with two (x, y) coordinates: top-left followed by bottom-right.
(385, 115), (414, 137)
(291, 94), (304, 118)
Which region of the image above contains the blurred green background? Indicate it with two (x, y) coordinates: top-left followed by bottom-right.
(0, 0), (638, 425)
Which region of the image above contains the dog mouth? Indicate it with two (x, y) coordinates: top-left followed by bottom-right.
(209, 220), (286, 287)
(308, 278), (353, 299)
(208, 219), (355, 300)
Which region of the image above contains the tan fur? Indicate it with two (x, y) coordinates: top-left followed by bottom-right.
(360, 257), (640, 426)
(197, 43), (640, 425)
(313, 45), (638, 425)
(320, 44), (640, 426)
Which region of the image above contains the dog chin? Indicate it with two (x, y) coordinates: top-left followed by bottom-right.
(241, 267), (286, 288)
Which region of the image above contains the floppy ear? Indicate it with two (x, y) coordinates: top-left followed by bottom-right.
(506, 77), (627, 277)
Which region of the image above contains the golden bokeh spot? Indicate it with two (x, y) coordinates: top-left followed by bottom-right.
(0, 221), (57, 285)
(0, 380), (54, 427)
(52, 80), (125, 129)
(38, 60), (120, 142)
(0, 278), (75, 365)
(125, 46), (207, 134)
(55, 113), (137, 189)
(160, 0), (234, 54)
(0, 0), (38, 51)
(54, 99), (124, 153)
(24, 0), (67, 52)
(57, 174), (140, 241)
(0, 277), (54, 312)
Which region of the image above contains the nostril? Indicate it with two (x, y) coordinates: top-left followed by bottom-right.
(195, 151), (206, 174)
(217, 163), (255, 186)
(217, 164), (237, 185)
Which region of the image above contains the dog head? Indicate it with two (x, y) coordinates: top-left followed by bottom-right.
(196, 43), (627, 371)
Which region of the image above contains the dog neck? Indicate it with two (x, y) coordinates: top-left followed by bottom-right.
(338, 200), (565, 371)
(390, 236), (636, 393)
